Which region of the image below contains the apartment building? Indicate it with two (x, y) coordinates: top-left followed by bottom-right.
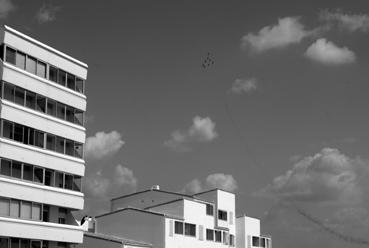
(0, 25), (88, 248)
(81, 186), (271, 248)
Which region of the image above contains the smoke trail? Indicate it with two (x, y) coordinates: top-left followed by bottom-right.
(295, 205), (369, 246)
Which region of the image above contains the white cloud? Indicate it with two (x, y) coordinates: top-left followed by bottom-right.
(182, 179), (203, 194)
(85, 165), (137, 197)
(231, 78), (257, 94)
(0, 0), (14, 19)
(241, 17), (314, 53)
(320, 10), (369, 32)
(182, 173), (238, 194)
(36, 3), (60, 23)
(257, 148), (368, 204)
(164, 116), (218, 152)
(85, 131), (125, 160)
(305, 38), (356, 65)
(206, 173), (238, 192)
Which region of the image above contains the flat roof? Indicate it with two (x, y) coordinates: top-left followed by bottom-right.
(95, 207), (184, 220)
(84, 232), (152, 247)
(192, 188), (236, 196)
(4, 25), (88, 68)
(111, 188), (195, 201)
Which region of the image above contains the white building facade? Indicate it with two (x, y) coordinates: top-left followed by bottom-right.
(0, 25), (88, 248)
(83, 187), (270, 248)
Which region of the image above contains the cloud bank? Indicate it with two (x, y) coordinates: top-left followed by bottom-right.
(241, 17), (314, 53)
(0, 0), (14, 19)
(36, 3), (60, 24)
(231, 78), (257, 94)
(85, 131), (125, 160)
(320, 9), (369, 32)
(165, 116), (218, 152)
(305, 38), (356, 65)
(183, 173), (238, 194)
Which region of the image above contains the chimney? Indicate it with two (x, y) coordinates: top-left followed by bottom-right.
(151, 185), (160, 190)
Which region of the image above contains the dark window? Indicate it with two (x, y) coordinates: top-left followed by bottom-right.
(184, 223), (196, 237)
(44, 169), (53, 186)
(26, 91), (36, 109)
(37, 61), (46, 78)
(11, 238), (19, 248)
(73, 176), (82, 192)
(57, 70), (66, 86)
(66, 106), (74, 123)
(15, 52), (26, 70)
(23, 164), (33, 181)
(56, 102), (66, 120)
(174, 221), (183, 234)
(218, 210), (227, 221)
(31, 241), (41, 248)
(67, 74), (75, 90)
(28, 128), (35, 146)
(5, 47), (16, 64)
(65, 140), (74, 156)
(49, 66), (58, 82)
(215, 230), (222, 242)
(74, 142), (83, 158)
(47, 99), (56, 116)
(3, 82), (14, 101)
(252, 236), (260, 247)
(230, 234), (235, 246)
(13, 124), (23, 142)
(55, 172), (64, 188)
(11, 161), (22, 179)
(43, 205), (49, 222)
(206, 204), (213, 216)
(36, 95), (46, 113)
(34, 130), (44, 148)
(64, 174), (73, 190)
(34, 167), (44, 184)
(14, 87), (24, 105)
(0, 238), (9, 248)
(46, 134), (56, 151)
(26, 56), (37, 74)
(206, 229), (214, 241)
(1, 159), (11, 176)
(2, 120), (13, 139)
(76, 78), (84, 93)
(56, 137), (65, 154)
(74, 109), (83, 125)
(21, 239), (30, 248)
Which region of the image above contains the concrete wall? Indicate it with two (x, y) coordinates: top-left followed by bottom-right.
(97, 210), (164, 248)
(0, 177), (84, 209)
(0, 139), (85, 176)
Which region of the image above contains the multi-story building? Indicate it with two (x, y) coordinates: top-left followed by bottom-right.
(0, 25), (88, 248)
(80, 186), (271, 248)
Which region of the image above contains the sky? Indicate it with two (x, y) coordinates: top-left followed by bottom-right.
(2, 0), (369, 247)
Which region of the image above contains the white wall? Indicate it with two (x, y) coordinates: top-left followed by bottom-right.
(1, 100), (85, 143)
(2, 64), (87, 111)
(0, 138), (85, 176)
(3, 27), (88, 79)
(0, 216), (83, 243)
(97, 210), (165, 248)
(0, 177), (84, 210)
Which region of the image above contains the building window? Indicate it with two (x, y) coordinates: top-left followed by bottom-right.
(174, 221), (183, 234)
(206, 204), (213, 216)
(5, 47), (16, 64)
(21, 201), (32, 219)
(206, 229), (214, 241)
(31, 240), (41, 248)
(0, 119), (84, 158)
(184, 223), (196, 237)
(26, 56), (37, 74)
(49, 66), (58, 82)
(0, 237), (9, 248)
(0, 197), (10, 216)
(58, 208), (67, 224)
(1, 81), (85, 126)
(230, 234), (235, 246)
(15, 52), (26, 70)
(37, 61), (46, 78)
(215, 230), (222, 242)
(252, 236), (260, 247)
(10, 199), (20, 217)
(0, 159), (12, 176)
(223, 232), (228, 245)
(260, 238), (266, 247)
(218, 210), (227, 221)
